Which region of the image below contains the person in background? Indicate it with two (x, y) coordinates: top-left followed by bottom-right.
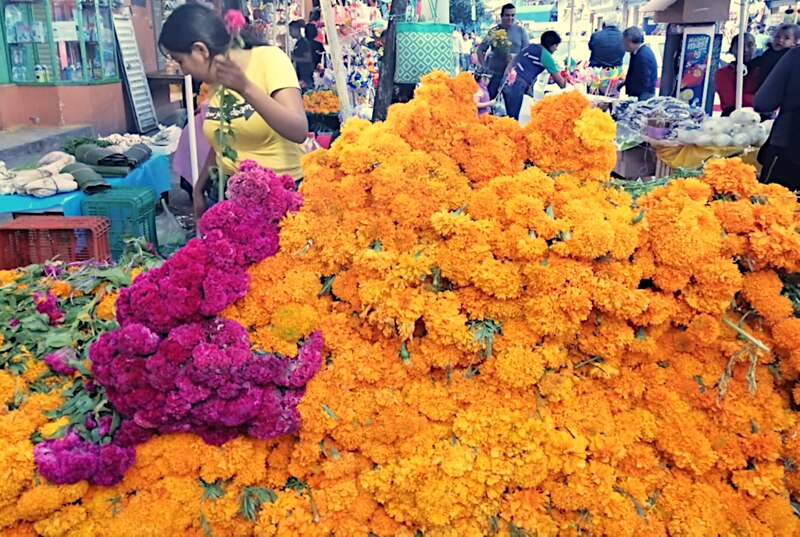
(477, 3), (529, 99)
(503, 31), (567, 120)
(750, 23), (800, 89)
(589, 16), (625, 69)
(159, 5), (308, 218)
(453, 27), (463, 72)
(714, 33), (758, 117)
(754, 46), (800, 190)
(474, 68), (496, 115)
(289, 20), (314, 90)
(305, 23), (325, 71)
(620, 26), (657, 101)
(460, 32), (473, 72)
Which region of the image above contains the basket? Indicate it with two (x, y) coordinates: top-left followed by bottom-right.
(395, 22), (456, 84)
(81, 187), (158, 260)
(0, 216), (111, 269)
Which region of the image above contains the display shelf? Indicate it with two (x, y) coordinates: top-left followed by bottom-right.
(1, 0), (118, 84)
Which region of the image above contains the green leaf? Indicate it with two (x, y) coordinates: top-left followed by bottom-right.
(100, 267), (131, 287)
(237, 486), (277, 521)
(200, 512), (213, 537)
(321, 403), (338, 420)
(199, 478), (228, 502)
(469, 319), (502, 358)
(44, 330), (75, 349)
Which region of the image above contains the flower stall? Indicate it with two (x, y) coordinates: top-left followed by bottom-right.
(1, 73), (800, 536)
(612, 97), (773, 179)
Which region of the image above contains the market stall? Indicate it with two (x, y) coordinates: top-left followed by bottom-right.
(613, 96), (772, 178)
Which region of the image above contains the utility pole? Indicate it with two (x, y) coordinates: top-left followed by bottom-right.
(372, 0), (409, 121)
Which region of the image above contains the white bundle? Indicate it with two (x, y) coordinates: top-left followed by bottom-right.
(25, 174), (78, 198)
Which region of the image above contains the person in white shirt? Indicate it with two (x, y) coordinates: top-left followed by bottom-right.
(461, 32), (473, 72)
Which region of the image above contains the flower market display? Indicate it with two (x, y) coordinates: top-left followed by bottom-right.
(2, 72), (800, 536)
(303, 90), (340, 116)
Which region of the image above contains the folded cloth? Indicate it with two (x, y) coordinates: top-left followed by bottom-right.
(25, 173), (78, 197)
(123, 143), (152, 168)
(87, 164), (130, 177)
(61, 162), (111, 194)
(75, 144), (129, 167)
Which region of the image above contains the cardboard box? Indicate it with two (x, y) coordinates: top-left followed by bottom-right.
(642, 0), (731, 24)
(613, 145), (657, 179)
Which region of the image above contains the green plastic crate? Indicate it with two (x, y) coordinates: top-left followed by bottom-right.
(81, 187), (158, 260)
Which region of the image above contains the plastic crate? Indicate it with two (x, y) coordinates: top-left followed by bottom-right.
(81, 187), (158, 260)
(0, 216), (111, 269)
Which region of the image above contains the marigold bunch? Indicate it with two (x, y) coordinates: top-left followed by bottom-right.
(303, 90), (340, 115)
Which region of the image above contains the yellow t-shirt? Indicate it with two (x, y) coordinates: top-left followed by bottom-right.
(203, 46), (305, 180)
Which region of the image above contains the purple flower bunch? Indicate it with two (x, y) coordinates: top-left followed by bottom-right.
(34, 292), (65, 325)
(34, 430), (136, 486)
(34, 161), (322, 485)
(44, 347), (78, 376)
(91, 320), (322, 446)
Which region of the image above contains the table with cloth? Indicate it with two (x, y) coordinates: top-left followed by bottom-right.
(0, 154), (171, 216)
(647, 141), (761, 179)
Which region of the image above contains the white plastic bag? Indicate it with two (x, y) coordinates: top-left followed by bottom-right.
(156, 199), (187, 256)
(518, 95), (535, 126)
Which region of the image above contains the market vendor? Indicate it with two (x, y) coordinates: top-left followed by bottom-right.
(503, 31), (566, 120)
(159, 4), (308, 218)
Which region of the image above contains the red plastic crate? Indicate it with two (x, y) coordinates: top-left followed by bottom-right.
(0, 216), (111, 269)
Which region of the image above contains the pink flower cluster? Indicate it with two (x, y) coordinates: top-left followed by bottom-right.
(35, 162), (319, 485)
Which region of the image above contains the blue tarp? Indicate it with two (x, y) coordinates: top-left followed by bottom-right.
(516, 4), (557, 23)
(0, 154), (172, 216)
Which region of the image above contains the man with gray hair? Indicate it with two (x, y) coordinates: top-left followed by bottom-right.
(589, 16), (625, 68)
(621, 26), (658, 100)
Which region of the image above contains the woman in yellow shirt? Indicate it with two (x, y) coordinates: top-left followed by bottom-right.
(159, 4), (308, 216)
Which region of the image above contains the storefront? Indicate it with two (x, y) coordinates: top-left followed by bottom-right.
(0, 0), (126, 132)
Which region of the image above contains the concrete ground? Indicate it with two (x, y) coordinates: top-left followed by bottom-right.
(161, 166), (196, 235)
(0, 126), (94, 169)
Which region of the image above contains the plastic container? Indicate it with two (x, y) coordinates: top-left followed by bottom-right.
(0, 216), (111, 269)
(81, 187), (158, 260)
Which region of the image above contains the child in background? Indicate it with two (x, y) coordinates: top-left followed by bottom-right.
(474, 69), (496, 115)
(751, 23), (800, 90)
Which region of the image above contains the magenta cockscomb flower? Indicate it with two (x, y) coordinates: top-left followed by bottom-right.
(34, 292), (65, 325)
(44, 347), (78, 376)
(54, 161), (323, 485)
(34, 431), (136, 486)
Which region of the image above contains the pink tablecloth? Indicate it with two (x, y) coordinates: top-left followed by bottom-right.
(171, 103), (211, 185)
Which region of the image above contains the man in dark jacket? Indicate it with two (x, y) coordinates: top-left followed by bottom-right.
(754, 46), (800, 190)
(589, 17), (625, 68)
(621, 27), (658, 100)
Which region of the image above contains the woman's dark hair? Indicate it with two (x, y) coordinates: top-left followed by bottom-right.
(159, 4), (264, 57)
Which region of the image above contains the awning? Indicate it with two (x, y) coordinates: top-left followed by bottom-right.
(516, 4), (557, 22)
(641, 0), (679, 12)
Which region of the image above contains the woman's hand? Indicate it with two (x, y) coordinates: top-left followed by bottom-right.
(214, 55), (251, 94)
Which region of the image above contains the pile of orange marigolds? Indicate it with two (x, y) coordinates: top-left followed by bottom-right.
(2, 72), (800, 536)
